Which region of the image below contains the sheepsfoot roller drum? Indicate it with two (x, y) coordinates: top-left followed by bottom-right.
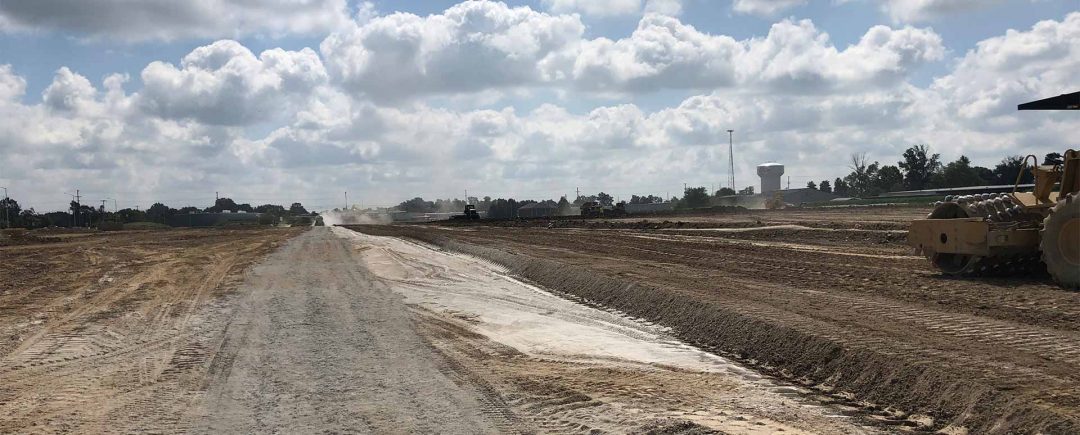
(908, 146), (1079, 288)
(909, 194), (1043, 275)
(1042, 193), (1079, 288)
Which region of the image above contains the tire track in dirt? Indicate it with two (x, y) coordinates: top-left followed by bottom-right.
(348, 222), (1080, 433)
(0, 228), (301, 434)
(343, 228), (892, 434)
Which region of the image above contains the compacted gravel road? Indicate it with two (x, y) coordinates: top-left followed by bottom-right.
(196, 228), (501, 434)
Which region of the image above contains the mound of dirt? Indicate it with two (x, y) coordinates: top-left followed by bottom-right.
(0, 229), (60, 246)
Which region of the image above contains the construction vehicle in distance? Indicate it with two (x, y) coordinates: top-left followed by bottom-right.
(907, 91), (1079, 288)
(451, 204), (481, 220)
(580, 201), (627, 218)
(765, 191), (786, 210)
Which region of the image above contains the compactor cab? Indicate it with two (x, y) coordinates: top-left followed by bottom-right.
(907, 91), (1079, 288)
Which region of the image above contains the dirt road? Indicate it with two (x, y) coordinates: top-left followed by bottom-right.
(195, 227), (502, 433)
(347, 205), (1080, 434)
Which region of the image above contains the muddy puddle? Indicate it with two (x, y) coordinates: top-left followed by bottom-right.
(332, 227), (885, 434)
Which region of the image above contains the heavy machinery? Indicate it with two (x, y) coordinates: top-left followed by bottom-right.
(580, 201), (627, 218)
(908, 91), (1079, 288)
(451, 204), (481, 220)
(765, 191), (786, 210)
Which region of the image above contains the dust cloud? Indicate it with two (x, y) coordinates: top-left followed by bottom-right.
(320, 210), (393, 226)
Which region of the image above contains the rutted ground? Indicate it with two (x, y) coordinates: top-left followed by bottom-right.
(345, 205), (1080, 434)
(3, 225), (882, 434)
(0, 228), (301, 433)
(336, 227), (880, 434)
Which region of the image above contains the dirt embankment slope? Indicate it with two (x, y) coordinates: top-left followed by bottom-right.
(345, 206), (1080, 434)
(0, 228), (302, 433)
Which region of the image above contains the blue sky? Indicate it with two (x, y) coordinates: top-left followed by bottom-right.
(0, 0), (1077, 211)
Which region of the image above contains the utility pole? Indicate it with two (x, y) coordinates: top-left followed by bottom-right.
(65, 189), (80, 227)
(575, 187), (580, 201)
(727, 129), (735, 191)
(345, 191), (348, 210)
(1, 186), (8, 228)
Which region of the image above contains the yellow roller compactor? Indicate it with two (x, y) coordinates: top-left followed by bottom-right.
(908, 92), (1079, 288)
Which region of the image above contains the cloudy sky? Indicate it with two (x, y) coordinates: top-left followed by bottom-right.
(0, 0), (1077, 212)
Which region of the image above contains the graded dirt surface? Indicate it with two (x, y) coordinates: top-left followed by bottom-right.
(337, 227), (880, 434)
(0, 227), (302, 433)
(2, 224), (883, 434)
(345, 204), (1080, 434)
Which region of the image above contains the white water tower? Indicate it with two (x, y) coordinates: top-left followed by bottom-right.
(757, 163), (785, 194)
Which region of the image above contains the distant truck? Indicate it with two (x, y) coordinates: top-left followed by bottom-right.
(451, 204), (481, 220)
(580, 201), (627, 218)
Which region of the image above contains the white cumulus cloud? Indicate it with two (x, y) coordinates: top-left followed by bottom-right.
(0, 0), (350, 41)
(138, 40), (328, 126)
(933, 12), (1080, 121)
(320, 1), (585, 102)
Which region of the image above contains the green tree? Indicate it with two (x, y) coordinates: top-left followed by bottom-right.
(898, 145), (941, 190)
(596, 192), (614, 207)
(938, 156), (986, 188)
(873, 165), (904, 193)
(289, 202), (309, 215)
(206, 197), (239, 213)
(0, 197), (20, 228)
(819, 180), (832, 193)
(973, 166), (996, 185)
(844, 153), (880, 197)
(396, 197), (434, 213)
(833, 178), (849, 196)
(146, 203), (175, 224)
(681, 187), (710, 208)
(806, 181), (817, 190)
(714, 187), (736, 197)
(993, 155), (1034, 185)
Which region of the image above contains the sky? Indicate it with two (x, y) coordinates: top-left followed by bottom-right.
(0, 0), (1077, 212)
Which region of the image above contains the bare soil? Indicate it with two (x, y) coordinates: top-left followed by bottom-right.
(340, 228), (883, 434)
(6, 225), (875, 434)
(0, 228), (302, 433)
(345, 204), (1080, 434)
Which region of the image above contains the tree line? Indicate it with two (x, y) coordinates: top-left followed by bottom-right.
(0, 197), (313, 229)
(371, 144), (1068, 220)
(803, 146), (1061, 198)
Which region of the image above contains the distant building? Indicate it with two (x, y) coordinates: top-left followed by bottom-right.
(774, 188), (837, 205)
(518, 202), (559, 218)
(625, 202), (675, 214)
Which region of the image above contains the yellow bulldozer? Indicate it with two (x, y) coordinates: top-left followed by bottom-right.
(908, 92), (1079, 288)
